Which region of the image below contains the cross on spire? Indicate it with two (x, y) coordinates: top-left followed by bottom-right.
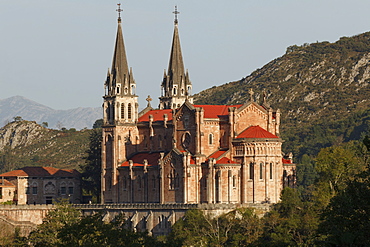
(173, 5), (180, 25)
(116, 3), (123, 23)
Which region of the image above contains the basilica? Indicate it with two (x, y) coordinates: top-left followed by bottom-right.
(101, 6), (295, 205)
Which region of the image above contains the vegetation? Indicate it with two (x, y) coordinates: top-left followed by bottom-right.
(80, 128), (102, 202)
(194, 32), (370, 161)
(0, 120), (93, 174)
(15, 200), (162, 247)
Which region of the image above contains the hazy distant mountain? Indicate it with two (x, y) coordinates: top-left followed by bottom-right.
(0, 96), (102, 129)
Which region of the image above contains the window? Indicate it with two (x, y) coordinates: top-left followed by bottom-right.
(61, 187), (66, 195)
(209, 134), (213, 145)
(128, 103), (132, 119)
(260, 163), (263, 180)
(121, 103), (125, 119)
(169, 168), (175, 190)
(249, 163), (254, 179)
(232, 175), (236, 188)
(270, 163), (273, 180)
(173, 87), (177, 95)
(32, 187), (37, 195)
(68, 187), (74, 195)
(25, 187), (30, 195)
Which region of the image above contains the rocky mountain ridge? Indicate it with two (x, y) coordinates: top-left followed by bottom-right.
(194, 32), (370, 158)
(0, 120), (92, 174)
(0, 96), (102, 130)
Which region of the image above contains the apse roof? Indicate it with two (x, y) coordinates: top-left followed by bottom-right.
(237, 125), (278, 139)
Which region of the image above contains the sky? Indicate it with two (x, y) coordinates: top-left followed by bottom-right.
(1, 0), (370, 110)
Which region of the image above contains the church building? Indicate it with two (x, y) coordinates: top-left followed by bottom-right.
(101, 5), (295, 205)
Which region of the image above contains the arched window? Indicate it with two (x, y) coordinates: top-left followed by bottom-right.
(131, 85), (135, 95)
(249, 162), (254, 180)
(209, 134), (213, 145)
(128, 103), (132, 119)
(270, 163), (273, 180)
(260, 163), (263, 180)
(60, 182), (67, 195)
(232, 175), (236, 188)
(173, 87), (177, 95)
(187, 86), (191, 94)
(121, 103), (125, 119)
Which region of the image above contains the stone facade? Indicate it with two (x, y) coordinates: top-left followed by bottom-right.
(101, 8), (296, 205)
(0, 167), (82, 205)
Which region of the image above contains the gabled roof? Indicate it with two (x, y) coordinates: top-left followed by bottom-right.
(207, 150), (227, 161)
(216, 157), (240, 165)
(120, 152), (162, 167)
(138, 109), (173, 123)
(237, 125), (278, 139)
(0, 167), (80, 177)
(0, 179), (15, 187)
(193, 105), (243, 118)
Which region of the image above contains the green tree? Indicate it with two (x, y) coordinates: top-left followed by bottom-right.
(93, 119), (103, 129)
(260, 188), (320, 246)
(58, 213), (160, 247)
(80, 128), (102, 202)
(318, 137), (370, 246)
(313, 142), (366, 207)
(167, 208), (262, 247)
(27, 200), (81, 246)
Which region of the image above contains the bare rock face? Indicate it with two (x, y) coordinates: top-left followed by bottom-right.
(0, 121), (49, 151)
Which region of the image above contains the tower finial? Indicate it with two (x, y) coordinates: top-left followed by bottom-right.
(116, 3), (123, 23)
(173, 5), (180, 25)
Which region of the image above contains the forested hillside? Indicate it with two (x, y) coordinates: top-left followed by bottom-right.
(195, 32), (370, 159)
(0, 119), (92, 174)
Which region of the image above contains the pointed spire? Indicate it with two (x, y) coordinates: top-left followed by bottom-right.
(111, 3), (130, 87)
(167, 6), (186, 88)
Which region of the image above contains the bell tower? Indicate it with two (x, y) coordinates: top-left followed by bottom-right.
(102, 4), (138, 203)
(159, 6), (193, 109)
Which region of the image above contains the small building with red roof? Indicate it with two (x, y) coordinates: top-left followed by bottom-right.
(0, 167), (81, 205)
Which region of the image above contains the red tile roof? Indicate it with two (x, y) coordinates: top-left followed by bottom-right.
(138, 109), (173, 122)
(0, 167), (80, 177)
(194, 105), (243, 118)
(208, 150), (227, 160)
(0, 179), (15, 187)
(282, 158), (293, 164)
(237, 126), (278, 139)
(120, 152), (162, 167)
(216, 157), (240, 165)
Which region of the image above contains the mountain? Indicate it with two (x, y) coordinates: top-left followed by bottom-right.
(194, 32), (370, 159)
(0, 96), (102, 130)
(0, 120), (93, 174)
